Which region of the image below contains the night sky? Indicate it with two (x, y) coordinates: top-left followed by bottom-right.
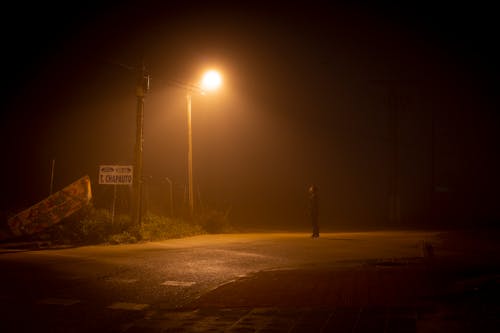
(1, 1), (499, 229)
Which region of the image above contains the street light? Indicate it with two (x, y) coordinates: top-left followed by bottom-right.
(200, 70), (222, 92)
(186, 70), (222, 217)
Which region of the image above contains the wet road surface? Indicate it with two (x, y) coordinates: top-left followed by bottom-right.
(0, 230), (498, 332)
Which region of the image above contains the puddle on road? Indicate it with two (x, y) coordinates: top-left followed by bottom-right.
(162, 280), (196, 287)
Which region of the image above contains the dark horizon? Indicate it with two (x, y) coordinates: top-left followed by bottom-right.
(1, 1), (499, 229)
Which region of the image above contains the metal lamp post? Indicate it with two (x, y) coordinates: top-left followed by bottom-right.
(186, 92), (195, 217)
(185, 70), (222, 218)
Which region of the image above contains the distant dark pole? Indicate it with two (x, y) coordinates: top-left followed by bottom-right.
(388, 90), (401, 225)
(133, 64), (149, 227)
(165, 177), (174, 217)
(49, 159), (55, 195)
(393, 96), (400, 224)
(111, 184), (117, 224)
(430, 108), (435, 223)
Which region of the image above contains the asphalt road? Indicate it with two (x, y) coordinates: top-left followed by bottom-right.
(0, 230), (498, 332)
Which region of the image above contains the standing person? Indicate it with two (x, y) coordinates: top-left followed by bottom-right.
(308, 184), (320, 238)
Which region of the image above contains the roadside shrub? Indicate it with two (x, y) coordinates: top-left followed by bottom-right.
(195, 208), (234, 234)
(139, 213), (205, 241)
(108, 231), (137, 244)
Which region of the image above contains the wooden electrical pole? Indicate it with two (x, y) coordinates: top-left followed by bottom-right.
(132, 64), (149, 227)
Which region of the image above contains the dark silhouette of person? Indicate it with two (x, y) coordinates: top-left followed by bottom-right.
(308, 184), (319, 238)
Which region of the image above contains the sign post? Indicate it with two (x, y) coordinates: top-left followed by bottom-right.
(99, 165), (133, 223)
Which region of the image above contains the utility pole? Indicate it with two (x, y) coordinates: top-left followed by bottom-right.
(132, 64), (149, 227)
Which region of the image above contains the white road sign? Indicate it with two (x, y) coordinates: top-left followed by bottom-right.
(99, 165), (133, 185)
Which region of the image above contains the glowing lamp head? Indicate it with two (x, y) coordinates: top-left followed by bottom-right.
(200, 70), (222, 92)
